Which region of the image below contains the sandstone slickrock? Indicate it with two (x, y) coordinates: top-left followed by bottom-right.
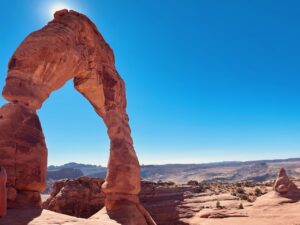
(43, 178), (276, 225)
(0, 9), (154, 224)
(273, 168), (298, 195)
(0, 167), (7, 217)
(199, 209), (248, 218)
(0, 103), (47, 208)
(43, 177), (105, 218)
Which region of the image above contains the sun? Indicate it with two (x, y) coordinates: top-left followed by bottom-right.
(49, 3), (70, 17)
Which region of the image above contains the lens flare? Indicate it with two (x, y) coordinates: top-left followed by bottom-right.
(49, 3), (70, 17)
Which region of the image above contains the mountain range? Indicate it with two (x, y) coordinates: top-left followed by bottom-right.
(47, 158), (300, 183)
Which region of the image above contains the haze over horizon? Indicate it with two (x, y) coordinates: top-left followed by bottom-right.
(47, 157), (300, 168)
(0, 0), (299, 166)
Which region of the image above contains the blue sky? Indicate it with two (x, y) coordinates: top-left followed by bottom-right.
(0, 0), (299, 166)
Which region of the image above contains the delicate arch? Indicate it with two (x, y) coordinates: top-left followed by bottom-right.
(0, 9), (152, 225)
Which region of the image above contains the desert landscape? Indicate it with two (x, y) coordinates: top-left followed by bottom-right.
(0, 1), (300, 225)
(1, 166), (300, 225)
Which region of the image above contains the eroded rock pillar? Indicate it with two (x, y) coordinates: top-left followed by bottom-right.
(0, 166), (7, 217)
(0, 103), (47, 208)
(102, 111), (141, 208)
(0, 9), (156, 224)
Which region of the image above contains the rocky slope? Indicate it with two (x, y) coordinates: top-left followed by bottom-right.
(38, 169), (300, 225)
(1, 168), (300, 225)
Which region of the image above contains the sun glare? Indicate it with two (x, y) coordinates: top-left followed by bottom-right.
(49, 3), (70, 17)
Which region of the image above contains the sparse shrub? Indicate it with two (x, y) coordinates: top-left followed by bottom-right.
(236, 182), (242, 187)
(166, 181), (175, 186)
(157, 180), (163, 184)
(240, 194), (249, 201)
(238, 202), (244, 209)
(194, 186), (205, 193)
(156, 180), (175, 186)
(187, 180), (199, 185)
(254, 188), (262, 196)
(216, 201), (222, 209)
(236, 187), (245, 194)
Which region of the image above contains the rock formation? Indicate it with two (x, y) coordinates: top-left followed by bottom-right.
(0, 103), (47, 208)
(273, 168), (298, 195)
(0, 167), (7, 217)
(43, 177), (105, 218)
(44, 178), (274, 225)
(0, 9), (155, 224)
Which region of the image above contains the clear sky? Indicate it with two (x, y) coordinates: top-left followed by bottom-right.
(0, 0), (299, 166)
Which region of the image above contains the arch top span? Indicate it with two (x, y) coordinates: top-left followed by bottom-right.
(3, 9), (126, 119)
(0, 9), (154, 225)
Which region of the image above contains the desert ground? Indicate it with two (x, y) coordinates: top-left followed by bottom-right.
(1, 177), (299, 225)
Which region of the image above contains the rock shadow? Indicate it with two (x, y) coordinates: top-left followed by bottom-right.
(0, 208), (42, 225)
(141, 190), (190, 225)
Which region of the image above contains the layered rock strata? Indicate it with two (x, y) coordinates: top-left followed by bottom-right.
(0, 104), (47, 208)
(43, 177), (105, 218)
(0, 9), (153, 224)
(273, 168), (298, 195)
(0, 167), (7, 217)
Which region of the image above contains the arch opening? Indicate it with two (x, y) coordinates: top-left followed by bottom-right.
(0, 11), (150, 224)
(38, 80), (110, 167)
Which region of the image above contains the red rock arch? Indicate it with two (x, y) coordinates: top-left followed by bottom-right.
(0, 10), (154, 225)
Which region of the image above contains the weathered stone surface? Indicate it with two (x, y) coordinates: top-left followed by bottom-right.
(0, 103), (47, 208)
(0, 167), (7, 217)
(273, 168), (298, 195)
(9, 191), (42, 209)
(43, 178), (276, 225)
(42, 178), (157, 224)
(2, 9), (140, 201)
(43, 177), (105, 218)
(199, 209), (248, 218)
(0, 9), (153, 224)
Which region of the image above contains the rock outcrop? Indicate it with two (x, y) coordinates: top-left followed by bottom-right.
(44, 178), (273, 225)
(43, 177), (105, 218)
(273, 168), (298, 196)
(0, 167), (7, 217)
(0, 103), (47, 208)
(0, 9), (154, 224)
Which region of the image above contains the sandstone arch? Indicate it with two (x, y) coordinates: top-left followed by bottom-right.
(0, 10), (154, 224)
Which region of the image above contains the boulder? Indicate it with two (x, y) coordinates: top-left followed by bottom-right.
(43, 177), (105, 218)
(273, 168), (298, 195)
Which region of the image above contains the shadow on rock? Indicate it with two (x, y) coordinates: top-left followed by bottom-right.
(0, 208), (42, 225)
(140, 181), (190, 225)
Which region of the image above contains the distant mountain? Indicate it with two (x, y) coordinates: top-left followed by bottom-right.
(140, 158), (300, 183)
(48, 162), (107, 178)
(46, 158), (300, 184)
(47, 168), (84, 180)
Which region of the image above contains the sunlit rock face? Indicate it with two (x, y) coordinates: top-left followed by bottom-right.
(273, 168), (298, 196)
(42, 177), (105, 218)
(0, 9), (154, 224)
(0, 103), (47, 208)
